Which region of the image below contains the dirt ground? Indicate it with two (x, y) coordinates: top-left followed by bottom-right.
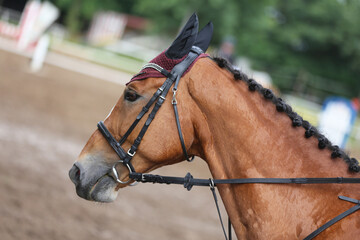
(0, 50), (226, 240)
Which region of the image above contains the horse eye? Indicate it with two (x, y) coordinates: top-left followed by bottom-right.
(124, 91), (139, 102)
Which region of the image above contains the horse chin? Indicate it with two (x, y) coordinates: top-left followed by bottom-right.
(89, 175), (119, 203)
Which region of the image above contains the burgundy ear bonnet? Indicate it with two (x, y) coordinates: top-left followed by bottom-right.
(128, 14), (213, 84)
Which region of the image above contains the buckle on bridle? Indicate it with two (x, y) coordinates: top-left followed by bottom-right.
(127, 149), (136, 157)
(172, 89), (177, 105)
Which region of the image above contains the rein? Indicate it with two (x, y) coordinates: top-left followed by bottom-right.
(97, 46), (360, 240)
(130, 172), (360, 240)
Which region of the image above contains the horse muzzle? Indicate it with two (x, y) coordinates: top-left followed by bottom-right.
(68, 160), (119, 202)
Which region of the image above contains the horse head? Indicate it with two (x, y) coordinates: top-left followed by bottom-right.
(69, 14), (214, 202)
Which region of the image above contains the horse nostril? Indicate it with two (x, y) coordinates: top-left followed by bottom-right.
(69, 164), (81, 185)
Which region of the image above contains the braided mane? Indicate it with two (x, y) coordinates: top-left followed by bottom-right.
(212, 57), (360, 173)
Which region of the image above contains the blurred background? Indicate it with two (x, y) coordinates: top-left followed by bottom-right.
(0, 0), (359, 239)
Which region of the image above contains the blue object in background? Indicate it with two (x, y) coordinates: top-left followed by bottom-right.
(318, 97), (357, 148)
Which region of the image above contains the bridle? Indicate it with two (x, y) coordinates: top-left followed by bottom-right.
(97, 46), (201, 183)
(97, 46), (360, 240)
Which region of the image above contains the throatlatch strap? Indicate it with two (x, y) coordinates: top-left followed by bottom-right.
(173, 102), (194, 162)
(169, 47), (204, 162)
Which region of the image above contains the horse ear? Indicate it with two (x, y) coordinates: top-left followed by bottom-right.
(194, 22), (213, 52)
(165, 13), (199, 59)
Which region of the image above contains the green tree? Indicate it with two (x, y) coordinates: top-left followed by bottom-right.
(260, 0), (360, 98)
(51, 0), (360, 98)
(132, 0), (276, 46)
(133, 0), (360, 98)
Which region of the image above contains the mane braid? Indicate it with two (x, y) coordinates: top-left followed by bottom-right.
(211, 57), (360, 173)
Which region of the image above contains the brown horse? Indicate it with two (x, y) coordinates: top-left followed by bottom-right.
(69, 14), (360, 239)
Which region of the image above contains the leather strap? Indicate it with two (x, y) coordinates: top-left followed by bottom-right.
(97, 121), (127, 159)
(130, 172), (360, 240)
(173, 102), (194, 162)
(228, 217), (232, 240)
(304, 196), (360, 240)
(129, 172), (360, 189)
(119, 74), (175, 145)
(209, 179), (229, 240)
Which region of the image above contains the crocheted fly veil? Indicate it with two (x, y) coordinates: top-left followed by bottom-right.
(128, 13), (213, 84)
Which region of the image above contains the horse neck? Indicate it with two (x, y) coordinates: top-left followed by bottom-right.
(187, 58), (359, 239)
(189, 59), (351, 180)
